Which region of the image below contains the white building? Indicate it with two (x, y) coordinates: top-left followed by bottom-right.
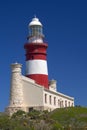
(6, 17), (74, 115)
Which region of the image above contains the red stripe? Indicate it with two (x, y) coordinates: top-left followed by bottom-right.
(25, 54), (47, 60)
(24, 43), (48, 60)
(26, 74), (49, 89)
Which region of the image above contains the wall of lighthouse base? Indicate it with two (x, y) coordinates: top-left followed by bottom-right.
(6, 67), (74, 116)
(5, 105), (57, 116)
(5, 106), (27, 116)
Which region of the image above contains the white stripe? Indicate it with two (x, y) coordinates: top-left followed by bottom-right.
(29, 37), (43, 43)
(26, 60), (48, 75)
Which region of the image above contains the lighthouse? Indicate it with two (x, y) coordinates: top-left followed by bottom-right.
(24, 17), (49, 89)
(6, 16), (74, 115)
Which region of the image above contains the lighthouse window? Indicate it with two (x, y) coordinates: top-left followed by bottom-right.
(30, 26), (42, 36)
(38, 27), (42, 34)
(32, 26), (38, 36)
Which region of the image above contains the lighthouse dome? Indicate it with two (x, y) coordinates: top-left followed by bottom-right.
(29, 17), (42, 26)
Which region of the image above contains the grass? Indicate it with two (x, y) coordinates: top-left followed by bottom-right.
(0, 106), (87, 129)
(49, 106), (87, 127)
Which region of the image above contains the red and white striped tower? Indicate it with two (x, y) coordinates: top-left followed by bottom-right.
(24, 17), (49, 89)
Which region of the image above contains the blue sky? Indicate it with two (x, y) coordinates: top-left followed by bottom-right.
(0, 0), (87, 111)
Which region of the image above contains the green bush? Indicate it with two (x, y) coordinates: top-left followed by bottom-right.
(11, 110), (26, 118)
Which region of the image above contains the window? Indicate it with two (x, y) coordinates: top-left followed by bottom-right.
(45, 94), (47, 103)
(29, 107), (33, 112)
(61, 101), (64, 108)
(71, 103), (74, 107)
(49, 95), (52, 105)
(68, 101), (70, 107)
(60, 101), (62, 108)
(58, 99), (60, 107)
(30, 26), (43, 36)
(54, 97), (56, 105)
(65, 100), (67, 107)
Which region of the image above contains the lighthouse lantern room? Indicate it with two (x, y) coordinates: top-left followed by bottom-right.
(24, 17), (49, 89)
(28, 17), (44, 43)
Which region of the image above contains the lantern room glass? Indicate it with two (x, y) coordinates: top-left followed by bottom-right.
(29, 25), (43, 37)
